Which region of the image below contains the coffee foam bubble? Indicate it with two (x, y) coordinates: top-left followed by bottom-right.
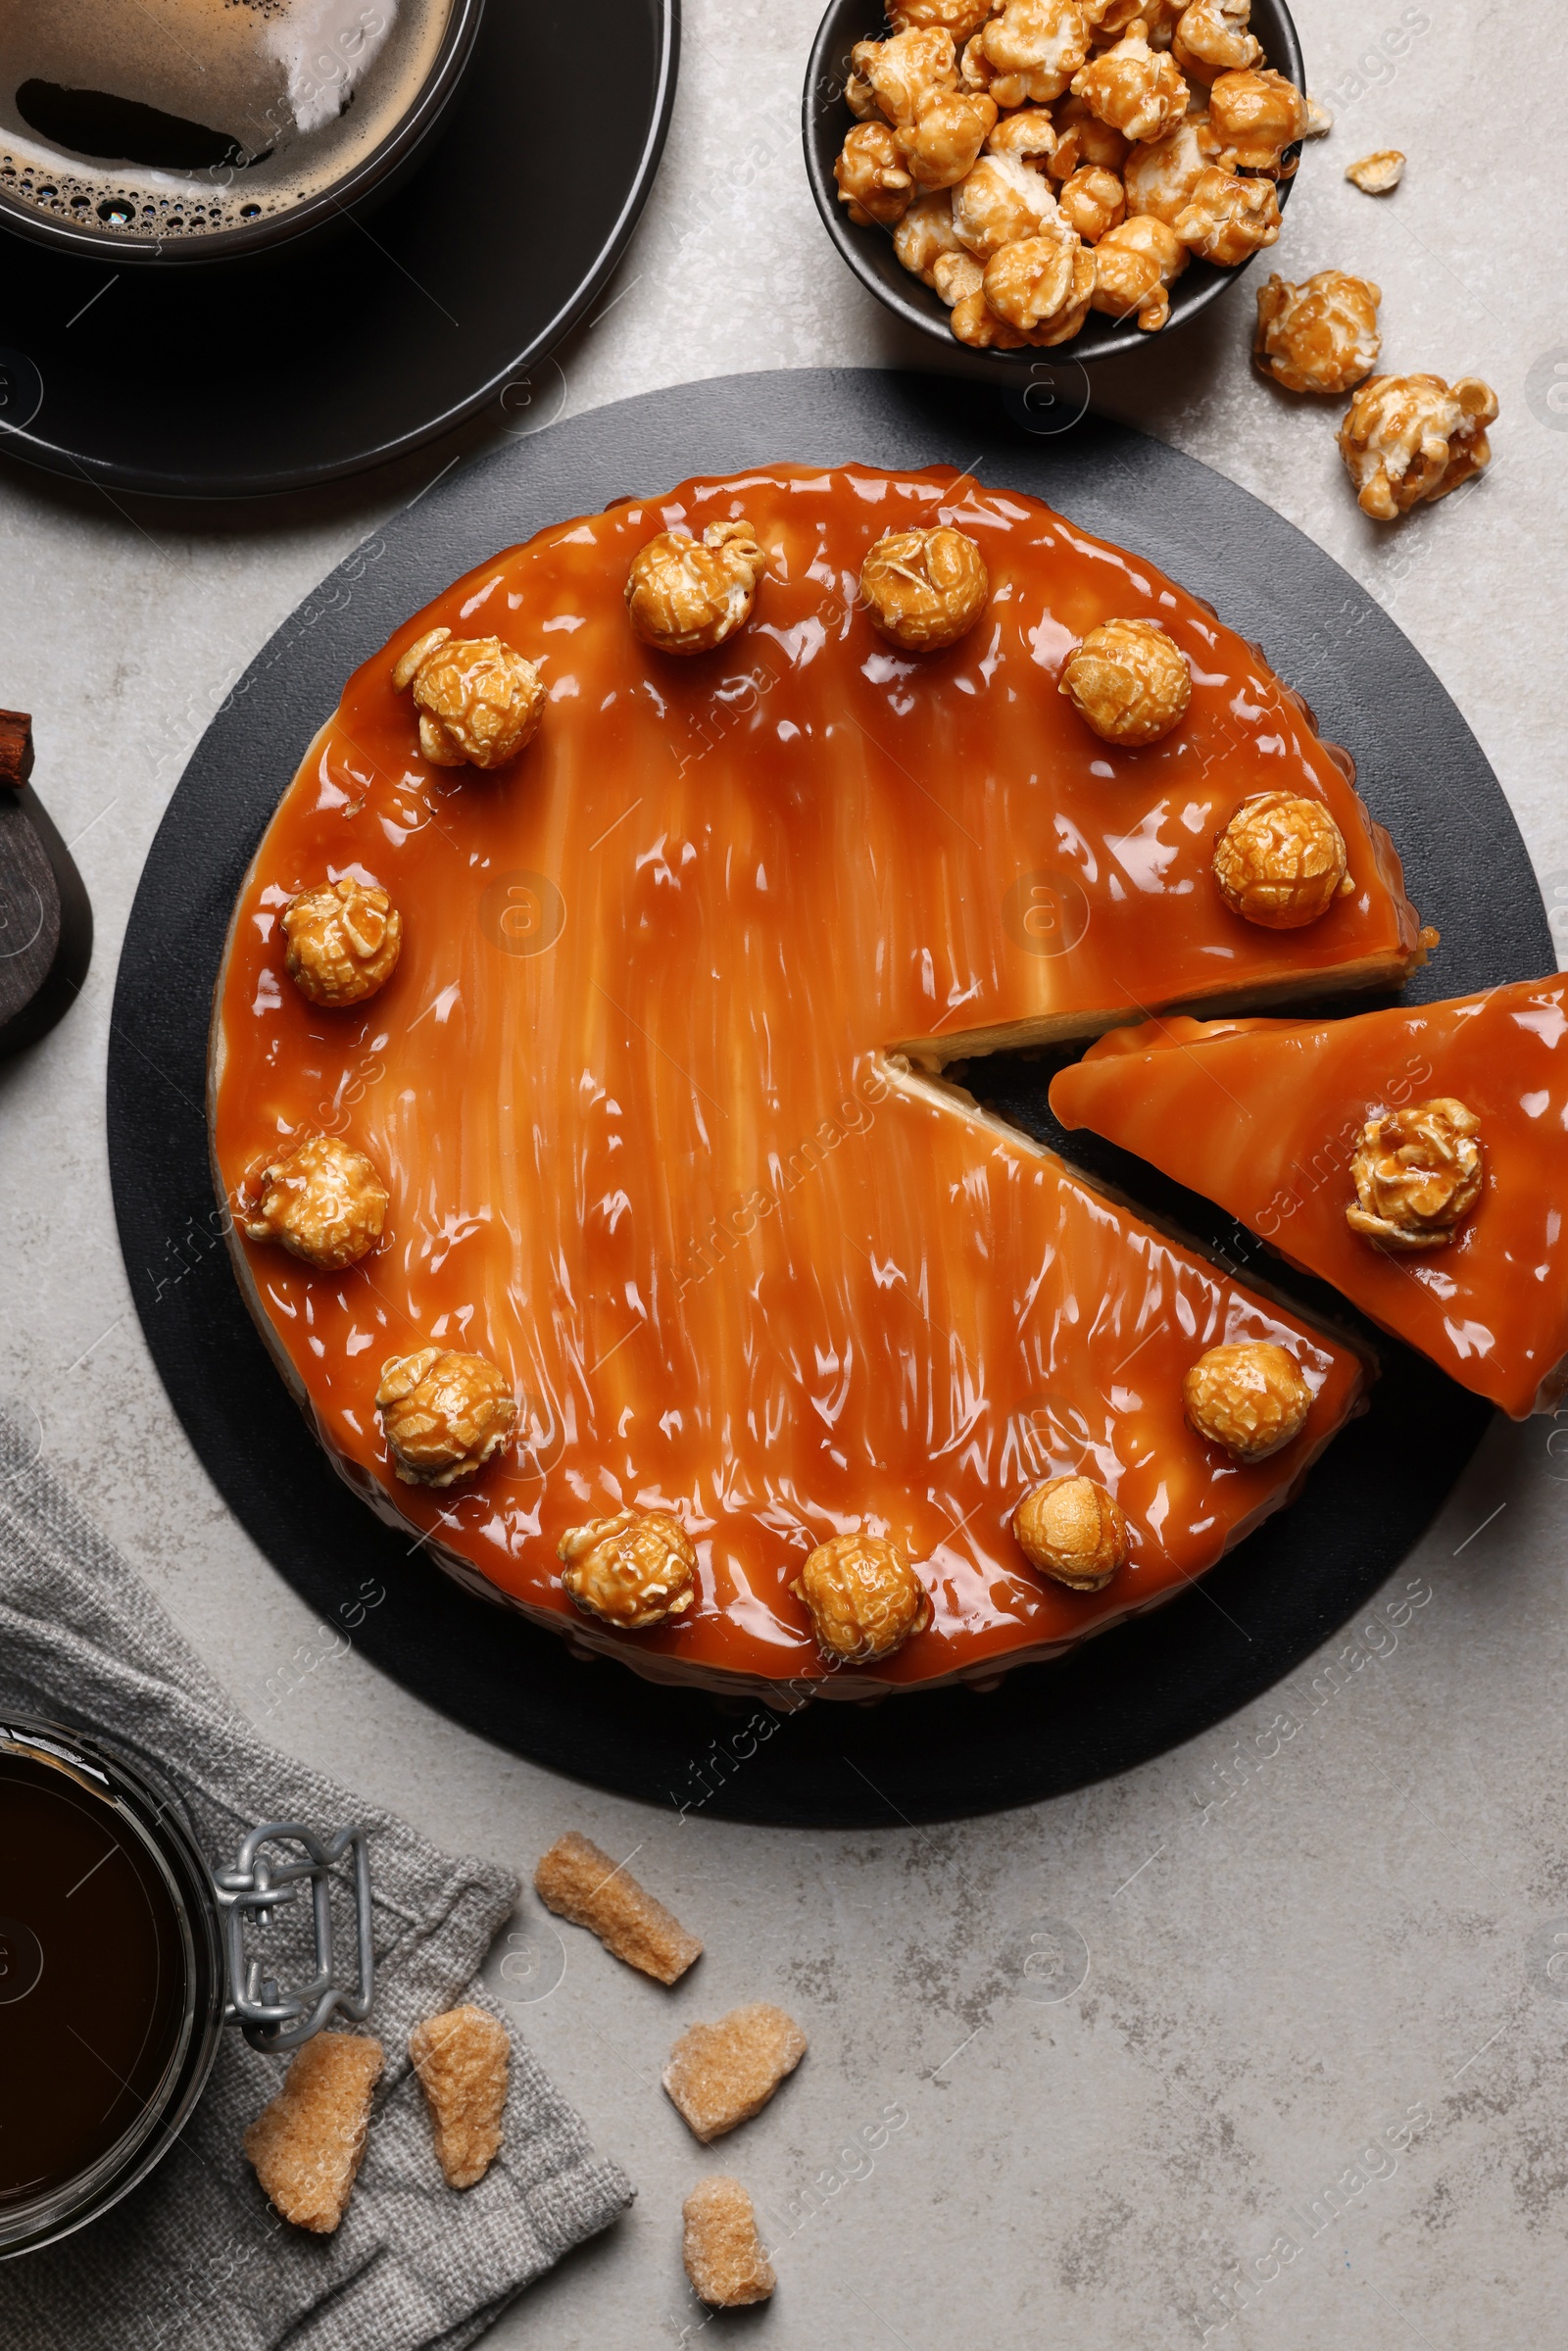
(0, 0), (452, 242)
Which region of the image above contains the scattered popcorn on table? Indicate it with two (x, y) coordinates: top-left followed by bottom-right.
(1346, 148), (1405, 194)
(1337, 372), (1497, 521)
(1253, 269), (1382, 396)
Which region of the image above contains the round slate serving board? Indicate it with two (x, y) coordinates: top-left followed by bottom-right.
(108, 368), (1549, 1827)
(0, 0), (676, 498)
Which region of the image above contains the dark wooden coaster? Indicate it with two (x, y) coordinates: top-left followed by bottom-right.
(107, 369), (1550, 1825)
(0, 712), (91, 1058)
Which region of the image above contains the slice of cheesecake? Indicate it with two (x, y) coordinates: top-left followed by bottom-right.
(1050, 980), (1568, 1419)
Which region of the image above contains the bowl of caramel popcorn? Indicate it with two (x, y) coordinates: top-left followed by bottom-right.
(804, 0), (1308, 363)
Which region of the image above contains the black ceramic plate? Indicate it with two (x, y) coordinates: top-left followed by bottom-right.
(803, 0), (1303, 366)
(108, 368), (1548, 1827)
(0, 0), (677, 498)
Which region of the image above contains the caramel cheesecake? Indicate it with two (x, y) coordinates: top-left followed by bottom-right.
(209, 463), (1411, 1698)
(1051, 981), (1568, 1420)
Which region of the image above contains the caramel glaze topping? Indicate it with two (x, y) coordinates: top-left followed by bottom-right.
(211, 465), (1389, 1693)
(1052, 982), (1568, 1423)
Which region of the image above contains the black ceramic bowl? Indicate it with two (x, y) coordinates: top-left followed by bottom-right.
(0, 0), (485, 268)
(803, 0), (1304, 365)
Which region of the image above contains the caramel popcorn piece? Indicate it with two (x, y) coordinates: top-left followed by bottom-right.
(952, 151), (1060, 257)
(859, 525), (990, 652)
(1090, 214), (1188, 328)
(1047, 92), (1131, 178)
(985, 223), (1095, 340)
(375, 1347), (515, 1486)
(244, 2033), (383, 2234)
(683, 2178), (776, 2307)
(1060, 616), (1191, 743)
(1253, 270), (1382, 396)
(1057, 162), (1126, 240)
(1171, 0), (1260, 84)
(1347, 148), (1405, 194)
(1302, 92), (1333, 137)
(1337, 373), (1498, 522)
(982, 0), (1096, 109)
(558, 1506), (698, 1629)
(835, 121), (914, 225)
(626, 519), (767, 655)
(662, 2004), (808, 2143)
(1347, 1098), (1483, 1251)
(851, 26), (959, 124)
(1213, 790), (1352, 929)
(893, 188), (964, 283)
(535, 1830), (703, 1984)
(985, 106), (1060, 163)
(238, 1133), (389, 1272)
(1070, 22), (1189, 144)
(1012, 1475), (1128, 1590)
(958, 29), (997, 92)
(1206, 65), (1308, 173)
(393, 629), (546, 770)
(950, 285), (1032, 347)
(896, 88), (1000, 188)
(409, 2005), (510, 2189)
(933, 248), (987, 309)
(282, 875), (402, 1007)
(1173, 164), (1279, 264)
(792, 1532), (933, 1663)
(890, 0), (994, 37)
(1091, 0), (1182, 42)
(1121, 115), (1223, 223)
(1183, 1341), (1312, 1462)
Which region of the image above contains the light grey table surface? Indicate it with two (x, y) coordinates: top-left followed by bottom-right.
(3, 3), (1567, 2344)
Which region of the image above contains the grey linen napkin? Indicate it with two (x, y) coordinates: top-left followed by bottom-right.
(0, 1411), (632, 2350)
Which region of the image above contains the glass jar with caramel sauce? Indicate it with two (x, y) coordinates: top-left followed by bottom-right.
(0, 1717), (371, 2259)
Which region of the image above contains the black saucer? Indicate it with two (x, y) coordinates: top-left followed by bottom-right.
(0, 0), (677, 498)
(108, 368), (1549, 1825)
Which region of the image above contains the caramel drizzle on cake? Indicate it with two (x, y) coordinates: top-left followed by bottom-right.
(210, 465), (1405, 1695)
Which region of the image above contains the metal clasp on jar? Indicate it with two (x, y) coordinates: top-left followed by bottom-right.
(214, 1822), (374, 2053)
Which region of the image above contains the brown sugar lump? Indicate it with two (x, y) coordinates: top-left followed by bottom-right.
(683, 2177), (777, 2307)
(534, 1831), (703, 1985)
(662, 2003), (808, 2144)
(244, 2032), (384, 2233)
(409, 2004), (511, 2189)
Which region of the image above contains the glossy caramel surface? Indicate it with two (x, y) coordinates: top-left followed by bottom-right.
(211, 465), (1383, 1690)
(1051, 982), (1568, 1420)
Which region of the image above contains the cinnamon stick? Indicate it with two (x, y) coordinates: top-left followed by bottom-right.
(0, 710), (34, 789)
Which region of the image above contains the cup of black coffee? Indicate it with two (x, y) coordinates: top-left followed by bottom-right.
(0, 0), (485, 265)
